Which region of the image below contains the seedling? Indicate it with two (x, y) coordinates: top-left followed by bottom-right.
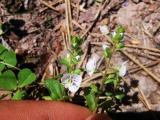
(85, 26), (126, 111)
(60, 36), (83, 93)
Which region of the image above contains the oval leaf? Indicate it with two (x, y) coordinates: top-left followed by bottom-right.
(18, 68), (36, 88)
(85, 93), (98, 112)
(0, 44), (6, 53)
(44, 79), (66, 100)
(0, 70), (17, 90)
(1, 51), (17, 67)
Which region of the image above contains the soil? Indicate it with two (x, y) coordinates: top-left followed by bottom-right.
(0, 0), (160, 120)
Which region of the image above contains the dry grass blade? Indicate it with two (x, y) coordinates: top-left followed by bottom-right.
(128, 60), (159, 74)
(65, 0), (73, 47)
(121, 50), (160, 83)
(125, 45), (160, 53)
(72, 20), (85, 30)
(76, 0), (81, 20)
(77, 42), (89, 68)
(40, 53), (57, 81)
(81, 70), (115, 87)
(138, 87), (159, 120)
(138, 87), (152, 110)
(81, 0), (110, 38)
(40, 0), (60, 13)
(39, 0), (63, 12)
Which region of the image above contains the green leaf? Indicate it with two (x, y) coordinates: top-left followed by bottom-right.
(115, 94), (125, 101)
(0, 64), (5, 72)
(0, 44), (6, 54)
(0, 24), (4, 35)
(112, 33), (123, 43)
(113, 78), (119, 88)
(116, 26), (125, 33)
(42, 96), (52, 100)
(71, 56), (79, 65)
(12, 90), (26, 100)
(116, 43), (124, 50)
(85, 92), (98, 112)
(104, 78), (115, 85)
(0, 70), (17, 90)
(71, 36), (82, 49)
(0, 51), (17, 67)
(112, 26), (125, 43)
(90, 84), (98, 93)
(73, 69), (82, 75)
(104, 48), (111, 58)
(44, 79), (66, 100)
(105, 92), (113, 96)
(107, 74), (116, 79)
(18, 68), (36, 88)
(60, 57), (70, 67)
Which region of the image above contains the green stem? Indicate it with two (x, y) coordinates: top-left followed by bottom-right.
(0, 61), (20, 70)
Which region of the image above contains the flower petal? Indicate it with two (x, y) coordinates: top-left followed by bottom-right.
(119, 61), (128, 77)
(102, 44), (109, 50)
(86, 54), (100, 76)
(99, 25), (109, 35)
(61, 74), (71, 88)
(61, 74), (82, 93)
(68, 74), (82, 93)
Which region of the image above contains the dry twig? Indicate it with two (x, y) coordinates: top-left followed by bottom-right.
(121, 50), (160, 83)
(81, 0), (110, 38)
(125, 45), (160, 53)
(40, 0), (60, 13)
(128, 60), (159, 74)
(65, 0), (73, 47)
(39, 0), (63, 12)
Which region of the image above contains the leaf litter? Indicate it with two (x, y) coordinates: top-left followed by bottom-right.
(0, 0), (160, 119)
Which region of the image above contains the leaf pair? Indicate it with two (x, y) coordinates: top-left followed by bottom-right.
(71, 36), (82, 49)
(0, 68), (36, 90)
(104, 73), (120, 88)
(111, 26), (125, 50)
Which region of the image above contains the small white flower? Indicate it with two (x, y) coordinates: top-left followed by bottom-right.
(120, 32), (124, 36)
(24, 0), (29, 9)
(75, 55), (80, 60)
(61, 74), (82, 93)
(102, 44), (109, 50)
(119, 61), (128, 77)
(66, 53), (70, 58)
(99, 25), (109, 35)
(112, 31), (116, 37)
(86, 54), (100, 76)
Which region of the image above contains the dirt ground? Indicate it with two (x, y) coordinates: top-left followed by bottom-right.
(0, 0), (160, 119)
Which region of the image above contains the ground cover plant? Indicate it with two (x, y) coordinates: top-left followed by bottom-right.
(0, 0), (160, 119)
